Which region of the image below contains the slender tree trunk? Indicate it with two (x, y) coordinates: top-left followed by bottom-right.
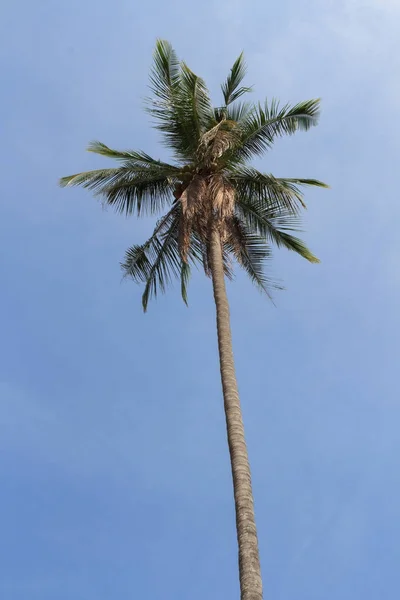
(209, 226), (263, 600)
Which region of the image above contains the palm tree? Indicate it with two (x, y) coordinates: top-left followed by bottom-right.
(60, 39), (327, 600)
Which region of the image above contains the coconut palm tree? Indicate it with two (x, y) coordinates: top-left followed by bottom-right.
(60, 39), (327, 600)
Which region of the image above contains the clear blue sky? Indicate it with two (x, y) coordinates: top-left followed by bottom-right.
(1, 1), (400, 598)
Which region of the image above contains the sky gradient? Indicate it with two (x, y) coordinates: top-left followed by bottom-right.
(1, 1), (400, 599)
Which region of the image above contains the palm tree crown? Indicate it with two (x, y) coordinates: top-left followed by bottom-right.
(60, 40), (327, 310)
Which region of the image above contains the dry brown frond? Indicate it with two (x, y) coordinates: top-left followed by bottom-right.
(198, 120), (238, 164)
(180, 176), (207, 218)
(209, 175), (236, 220)
(179, 176), (208, 260)
(178, 172), (237, 261)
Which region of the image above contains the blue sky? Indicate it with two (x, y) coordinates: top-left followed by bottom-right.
(1, 0), (400, 598)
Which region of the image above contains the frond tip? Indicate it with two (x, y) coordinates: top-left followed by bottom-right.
(221, 53), (252, 106)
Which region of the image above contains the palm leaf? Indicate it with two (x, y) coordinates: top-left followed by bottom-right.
(236, 196), (320, 263)
(149, 39), (181, 102)
(122, 206), (181, 310)
(180, 261), (191, 306)
(221, 53), (252, 106)
(60, 168), (126, 189)
(234, 98), (321, 160)
(224, 216), (277, 297)
(179, 62), (213, 140)
(146, 42), (197, 160)
(87, 141), (181, 172)
(60, 166), (177, 216)
(230, 167), (325, 213)
(122, 204), (202, 310)
(99, 174), (176, 216)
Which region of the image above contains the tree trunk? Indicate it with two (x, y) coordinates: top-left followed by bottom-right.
(209, 226), (263, 600)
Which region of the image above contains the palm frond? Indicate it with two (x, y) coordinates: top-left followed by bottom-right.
(226, 101), (253, 124)
(99, 174), (176, 216)
(149, 39), (181, 102)
(87, 141), (181, 172)
(224, 216), (277, 296)
(180, 261), (191, 306)
(60, 165), (177, 216)
(276, 177), (329, 189)
(60, 168), (125, 189)
(230, 167), (317, 213)
(236, 196), (320, 263)
(179, 62), (213, 139)
(122, 204), (203, 310)
(234, 98), (321, 160)
(221, 53), (252, 106)
(122, 206), (181, 310)
(146, 41), (213, 160)
(146, 42), (198, 160)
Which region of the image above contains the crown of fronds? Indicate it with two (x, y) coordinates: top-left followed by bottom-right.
(60, 39), (328, 311)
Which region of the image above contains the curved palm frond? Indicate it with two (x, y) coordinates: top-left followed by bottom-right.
(224, 216), (278, 297)
(87, 141), (182, 171)
(236, 195), (320, 263)
(146, 40), (213, 161)
(122, 205), (181, 310)
(146, 40), (194, 160)
(221, 53), (252, 106)
(179, 62), (213, 140)
(98, 173), (176, 216)
(229, 167), (327, 213)
(180, 261), (191, 306)
(149, 39), (181, 102)
(233, 98), (321, 161)
(226, 101), (253, 124)
(60, 167), (127, 190)
(214, 101), (252, 126)
(59, 141), (187, 216)
(60, 165), (178, 216)
(122, 203), (203, 310)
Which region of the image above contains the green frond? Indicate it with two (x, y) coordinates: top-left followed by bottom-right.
(60, 165), (177, 216)
(122, 204), (202, 310)
(226, 102), (253, 124)
(179, 62), (213, 139)
(180, 261), (191, 306)
(229, 167), (311, 213)
(122, 206), (181, 311)
(87, 141), (181, 172)
(234, 98), (321, 160)
(146, 43), (198, 161)
(59, 168), (123, 189)
(221, 53), (252, 106)
(99, 174), (175, 216)
(278, 177), (329, 189)
(236, 195), (319, 262)
(146, 41), (213, 161)
(149, 39), (181, 102)
(87, 141), (141, 161)
(275, 233), (320, 262)
(60, 138), (186, 216)
(225, 216), (277, 297)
